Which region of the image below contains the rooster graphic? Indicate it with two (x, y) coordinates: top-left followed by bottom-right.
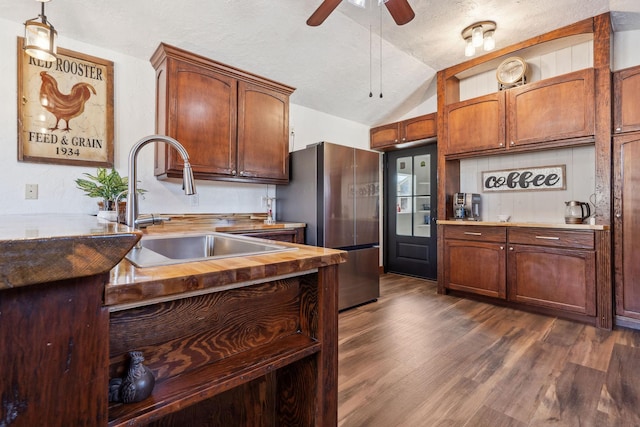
(39, 71), (96, 131)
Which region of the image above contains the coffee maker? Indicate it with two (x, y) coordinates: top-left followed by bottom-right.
(453, 193), (481, 221)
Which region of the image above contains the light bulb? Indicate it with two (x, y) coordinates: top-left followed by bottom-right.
(483, 31), (495, 51)
(472, 25), (483, 47)
(464, 38), (475, 57)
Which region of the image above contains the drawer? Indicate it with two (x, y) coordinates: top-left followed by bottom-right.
(508, 228), (594, 249)
(444, 225), (506, 243)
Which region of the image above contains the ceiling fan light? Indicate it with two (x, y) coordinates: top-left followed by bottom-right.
(464, 38), (475, 57)
(347, 0), (367, 8)
(472, 25), (484, 47)
(483, 30), (495, 51)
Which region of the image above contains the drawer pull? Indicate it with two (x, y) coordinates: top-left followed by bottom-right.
(535, 236), (560, 240)
(464, 232), (482, 236)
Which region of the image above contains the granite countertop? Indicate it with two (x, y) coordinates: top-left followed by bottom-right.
(437, 220), (609, 231)
(0, 214), (141, 290)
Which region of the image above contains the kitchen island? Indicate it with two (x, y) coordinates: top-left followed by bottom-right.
(0, 214), (345, 426)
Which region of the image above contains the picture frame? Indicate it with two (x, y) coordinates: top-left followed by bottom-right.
(482, 164), (566, 193)
(17, 37), (114, 167)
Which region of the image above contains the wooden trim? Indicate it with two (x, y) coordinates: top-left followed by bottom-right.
(596, 229), (612, 329)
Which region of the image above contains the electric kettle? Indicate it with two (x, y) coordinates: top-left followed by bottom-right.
(564, 200), (591, 224)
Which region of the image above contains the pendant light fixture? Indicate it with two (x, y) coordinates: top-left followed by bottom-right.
(461, 21), (496, 57)
(24, 0), (58, 63)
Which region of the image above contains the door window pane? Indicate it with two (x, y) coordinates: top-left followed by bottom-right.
(413, 154), (431, 237)
(396, 157), (412, 236)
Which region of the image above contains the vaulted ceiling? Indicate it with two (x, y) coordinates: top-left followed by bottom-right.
(1, 0), (640, 126)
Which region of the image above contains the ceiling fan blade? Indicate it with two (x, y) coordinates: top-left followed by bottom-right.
(307, 0), (343, 26)
(384, 0), (415, 25)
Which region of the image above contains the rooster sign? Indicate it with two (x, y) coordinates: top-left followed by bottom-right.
(39, 71), (96, 132)
(18, 38), (114, 167)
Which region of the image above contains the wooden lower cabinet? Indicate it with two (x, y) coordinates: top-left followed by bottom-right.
(614, 132), (640, 324)
(234, 227), (305, 244)
(443, 226), (506, 298)
(441, 224), (598, 324)
(507, 244), (596, 315)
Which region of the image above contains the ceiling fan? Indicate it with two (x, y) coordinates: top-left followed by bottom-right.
(307, 0), (415, 26)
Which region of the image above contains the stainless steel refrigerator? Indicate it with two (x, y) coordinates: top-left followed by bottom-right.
(276, 142), (380, 310)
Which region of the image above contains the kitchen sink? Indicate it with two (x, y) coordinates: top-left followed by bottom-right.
(125, 232), (296, 267)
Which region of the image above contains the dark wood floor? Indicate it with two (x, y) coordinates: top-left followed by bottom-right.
(338, 274), (640, 427)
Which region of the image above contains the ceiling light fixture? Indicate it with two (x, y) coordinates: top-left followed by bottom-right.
(461, 21), (496, 57)
(23, 0), (58, 63)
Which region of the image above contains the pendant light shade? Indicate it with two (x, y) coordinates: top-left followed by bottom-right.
(24, 0), (57, 63)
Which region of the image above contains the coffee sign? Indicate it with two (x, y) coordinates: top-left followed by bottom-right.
(482, 165), (566, 192)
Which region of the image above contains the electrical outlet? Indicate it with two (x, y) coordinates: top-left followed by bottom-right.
(25, 184), (38, 200)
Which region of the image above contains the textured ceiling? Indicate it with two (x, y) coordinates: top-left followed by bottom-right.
(1, 0), (640, 126)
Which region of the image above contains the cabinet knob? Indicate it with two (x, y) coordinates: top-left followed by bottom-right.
(240, 171), (245, 176)
(616, 213), (621, 218)
(394, 139), (398, 143)
(616, 127), (622, 132)
(499, 143), (504, 147)
(231, 170), (237, 175)
(509, 247), (514, 251)
(510, 141), (515, 146)
(500, 246), (504, 250)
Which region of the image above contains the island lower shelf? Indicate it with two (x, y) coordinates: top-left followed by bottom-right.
(108, 267), (339, 426)
(108, 333), (321, 426)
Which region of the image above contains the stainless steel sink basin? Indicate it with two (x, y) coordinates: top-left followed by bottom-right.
(125, 232), (296, 267)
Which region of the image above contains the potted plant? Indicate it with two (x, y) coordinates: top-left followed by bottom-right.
(75, 167), (145, 221)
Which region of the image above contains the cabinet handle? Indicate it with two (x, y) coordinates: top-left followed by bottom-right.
(464, 232), (482, 236)
(616, 127), (622, 132)
(535, 236), (560, 240)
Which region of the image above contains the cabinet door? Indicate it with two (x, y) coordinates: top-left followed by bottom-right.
(507, 244), (596, 315)
(614, 134), (640, 319)
(370, 122), (400, 149)
(507, 68), (595, 148)
(402, 113), (437, 142)
(444, 239), (506, 299)
(166, 60), (238, 177)
(237, 81), (289, 183)
(613, 65), (640, 134)
(444, 92), (506, 156)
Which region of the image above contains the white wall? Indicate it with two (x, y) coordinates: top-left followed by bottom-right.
(0, 18), (370, 216)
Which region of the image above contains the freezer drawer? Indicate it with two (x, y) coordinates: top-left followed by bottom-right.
(338, 246), (380, 310)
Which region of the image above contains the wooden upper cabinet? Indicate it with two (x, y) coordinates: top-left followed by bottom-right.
(444, 92), (506, 155)
(507, 68), (595, 147)
(152, 43), (295, 184)
(444, 68), (595, 157)
(370, 113), (436, 150)
(613, 65), (640, 134)
(237, 81), (289, 181)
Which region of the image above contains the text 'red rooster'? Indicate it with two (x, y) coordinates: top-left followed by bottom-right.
(39, 71), (96, 132)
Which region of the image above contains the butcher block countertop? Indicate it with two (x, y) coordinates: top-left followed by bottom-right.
(0, 213), (345, 309)
(0, 214), (141, 290)
(438, 220), (609, 230)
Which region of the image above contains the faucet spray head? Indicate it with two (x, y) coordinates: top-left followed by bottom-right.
(183, 162), (196, 195)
